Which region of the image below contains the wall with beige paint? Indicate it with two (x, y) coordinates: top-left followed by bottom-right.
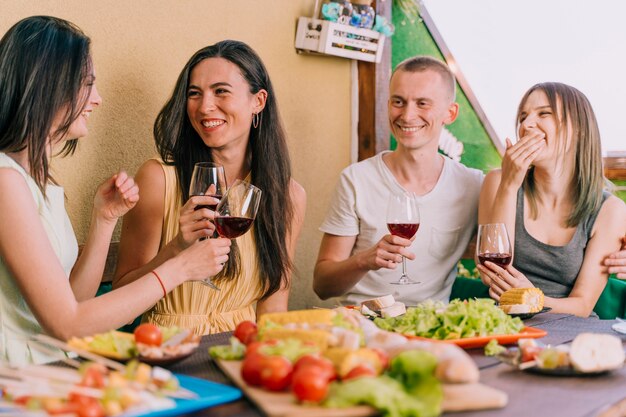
(0, 1), (352, 310)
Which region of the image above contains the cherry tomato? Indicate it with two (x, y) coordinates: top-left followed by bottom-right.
(241, 352), (266, 386)
(134, 323), (162, 346)
(76, 401), (105, 417)
(521, 345), (543, 363)
(293, 354), (336, 381)
(292, 366), (329, 403)
(259, 355), (293, 391)
(234, 320), (258, 345)
(81, 366), (105, 389)
(66, 395), (104, 417)
(343, 364), (377, 381)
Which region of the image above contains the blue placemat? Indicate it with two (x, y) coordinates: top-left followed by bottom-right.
(137, 374), (242, 417)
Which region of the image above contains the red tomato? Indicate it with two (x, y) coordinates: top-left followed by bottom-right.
(343, 364), (377, 381)
(292, 367), (329, 403)
(134, 323), (162, 346)
(521, 345), (543, 363)
(67, 395), (104, 417)
(234, 321), (258, 345)
(293, 354), (336, 381)
(371, 348), (390, 371)
(76, 401), (105, 417)
(81, 366), (105, 389)
(241, 352), (266, 386)
(245, 341), (263, 357)
(259, 355), (293, 391)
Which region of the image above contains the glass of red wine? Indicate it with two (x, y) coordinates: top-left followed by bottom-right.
(189, 162), (227, 290)
(189, 162), (227, 211)
(476, 223), (512, 268)
(386, 191), (420, 285)
(215, 180), (262, 240)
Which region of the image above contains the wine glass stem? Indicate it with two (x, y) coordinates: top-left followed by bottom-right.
(401, 255), (408, 279)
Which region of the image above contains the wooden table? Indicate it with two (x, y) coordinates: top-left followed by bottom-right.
(165, 314), (626, 417)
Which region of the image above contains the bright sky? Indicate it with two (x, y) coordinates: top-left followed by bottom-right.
(422, 0), (625, 154)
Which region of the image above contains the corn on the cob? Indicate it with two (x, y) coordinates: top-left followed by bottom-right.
(257, 309), (335, 327)
(499, 288), (544, 313)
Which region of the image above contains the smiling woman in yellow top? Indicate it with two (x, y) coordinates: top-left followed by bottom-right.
(113, 40), (306, 334)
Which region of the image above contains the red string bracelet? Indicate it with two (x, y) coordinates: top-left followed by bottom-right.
(150, 270), (167, 298)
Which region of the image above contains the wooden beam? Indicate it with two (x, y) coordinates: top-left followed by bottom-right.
(357, 0), (392, 161)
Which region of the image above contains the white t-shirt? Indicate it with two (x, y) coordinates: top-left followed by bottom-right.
(320, 151), (483, 306)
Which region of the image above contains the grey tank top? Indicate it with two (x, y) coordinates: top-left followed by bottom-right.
(513, 187), (610, 298)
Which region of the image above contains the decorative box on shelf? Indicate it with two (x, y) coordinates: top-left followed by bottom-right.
(295, 16), (385, 63)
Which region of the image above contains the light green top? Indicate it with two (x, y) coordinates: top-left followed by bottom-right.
(0, 153), (78, 365)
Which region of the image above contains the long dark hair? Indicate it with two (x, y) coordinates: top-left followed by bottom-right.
(516, 82), (604, 227)
(0, 16), (92, 194)
(154, 40), (293, 299)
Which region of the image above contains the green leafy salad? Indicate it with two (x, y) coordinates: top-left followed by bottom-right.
(374, 299), (523, 340)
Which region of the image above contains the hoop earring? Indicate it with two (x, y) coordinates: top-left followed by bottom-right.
(252, 112), (260, 129)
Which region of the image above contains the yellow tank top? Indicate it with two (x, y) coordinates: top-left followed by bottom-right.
(142, 161), (263, 334)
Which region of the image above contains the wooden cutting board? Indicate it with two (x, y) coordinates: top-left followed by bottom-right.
(217, 360), (507, 417)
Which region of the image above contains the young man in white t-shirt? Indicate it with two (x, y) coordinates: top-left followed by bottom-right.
(314, 56), (484, 306)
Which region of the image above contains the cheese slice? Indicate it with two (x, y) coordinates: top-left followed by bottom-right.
(361, 294), (395, 311)
(380, 301), (406, 318)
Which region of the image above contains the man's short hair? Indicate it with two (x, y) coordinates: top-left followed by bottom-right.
(393, 55), (456, 101)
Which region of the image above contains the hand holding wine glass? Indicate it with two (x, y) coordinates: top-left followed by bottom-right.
(188, 162), (227, 290)
(476, 223), (512, 268)
(386, 191), (420, 285)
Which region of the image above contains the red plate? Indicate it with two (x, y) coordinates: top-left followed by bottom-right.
(405, 326), (547, 349)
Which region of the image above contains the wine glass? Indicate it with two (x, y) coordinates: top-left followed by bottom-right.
(215, 180), (262, 239)
(189, 162), (227, 211)
(476, 223), (512, 268)
(189, 162), (227, 290)
(386, 191), (420, 285)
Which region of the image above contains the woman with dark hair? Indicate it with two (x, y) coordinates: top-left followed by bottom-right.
(478, 82), (626, 317)
(114, 40), (306, 334)
(0, 16), (230, 365)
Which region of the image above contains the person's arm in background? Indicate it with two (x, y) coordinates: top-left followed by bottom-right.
(314, 233), (414, 299)
(604, 236), (626, 279)
(256, 180), (307, 317)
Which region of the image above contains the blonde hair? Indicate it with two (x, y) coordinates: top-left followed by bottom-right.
(516, 82), (604, 227)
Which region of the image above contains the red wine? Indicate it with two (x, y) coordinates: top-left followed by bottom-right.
(387, 223), (420, 239)
(478, 253), (512, 267)
(215, 216), (253, 238)
(192, 194), (222, 211)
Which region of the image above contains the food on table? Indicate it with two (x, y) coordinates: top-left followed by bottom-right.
(360, 294), (406, 318)
(257, 308), (363, 351)
(498, 288), (544, 314)
(484, 339), (506, 356)
(500, 333), (625, 374)
(0, 360), (181, 416)
(353, 308), (480, 384)
(68, 325), (199, 361)
(362, 294), (396, 311)
(233, 320), (258, 345)
(323, 347), (384, 377)
(569, 333), (625, 373)
(326, 350), (443, 417)
(374, 299), (524, 341)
